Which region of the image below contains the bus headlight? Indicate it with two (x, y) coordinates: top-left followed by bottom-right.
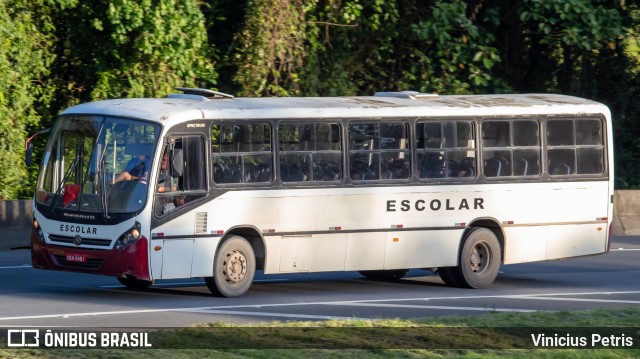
(33, 218), (45, 242)
(115, 222), (142, 250)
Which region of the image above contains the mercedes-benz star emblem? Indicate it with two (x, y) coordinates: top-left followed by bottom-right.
(73, 235), (82, 246)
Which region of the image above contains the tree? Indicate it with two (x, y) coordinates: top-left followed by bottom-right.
(0, 1), (59, 199)
(238, 0), (506, 97)
(91, 0), (217, 99)
(233, 0), (309, 96)
(48, 0), (217, 109)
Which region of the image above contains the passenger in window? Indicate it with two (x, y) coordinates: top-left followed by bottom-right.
(161, 195), (187, 215)
(155, 149), (185, 215)
(175, 195), (186, 207)
(157, 152), (177, 193)
(114, 153), (150, 183)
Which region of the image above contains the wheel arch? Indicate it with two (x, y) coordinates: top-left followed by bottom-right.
(466, 217), (505, 262)
(220, 225), (266, 270)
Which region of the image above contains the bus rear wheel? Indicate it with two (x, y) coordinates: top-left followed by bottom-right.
(205, 235), (256, 297)
(359, 269), (408, 281)
(440, 227), (501, 288)
(117, 277), (154, 289)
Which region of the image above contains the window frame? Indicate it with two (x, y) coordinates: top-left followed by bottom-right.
(416, 119), (478, 181)
(154, 134), (209, 218)
(211, 122), (275, 186)
(278, 121), (344, 184)
(347, 120), (412, 183)
(545, 116), (607, 177)
(481, 118), (543, 179)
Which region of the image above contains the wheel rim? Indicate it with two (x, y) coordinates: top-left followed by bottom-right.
(470, 242), (491, 274)
(222, 249), (247, 284)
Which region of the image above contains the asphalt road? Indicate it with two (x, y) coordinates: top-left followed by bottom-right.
(0, 237), (638, 328)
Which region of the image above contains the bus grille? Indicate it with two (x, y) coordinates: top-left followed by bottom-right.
(52, 255), (103, 270)
(49, 234), (112, 247)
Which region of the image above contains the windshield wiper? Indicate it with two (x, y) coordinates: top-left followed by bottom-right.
(98, 159), (110, 219)
(94, 122), (110, 220)
(50, 157), (79, 212)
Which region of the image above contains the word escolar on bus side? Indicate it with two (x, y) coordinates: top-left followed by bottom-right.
(26, 88), (614, 297)
(386, 198), (485, 212)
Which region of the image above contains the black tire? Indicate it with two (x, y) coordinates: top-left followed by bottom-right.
(117, 277), (154, 289)
(447, 227), (501, 288)
(359, 269), (409, 281)
(437, 267), (461, 287)
(205, 235), (255, 297)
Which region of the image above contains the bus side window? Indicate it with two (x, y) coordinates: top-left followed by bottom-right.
(547, 118), (604, 176)
(183, 137), (206, 190)
(155, 136), (207, 216)
(482, 119), (540, 178)
(279, 122), (342, 183)
(348, 121), (410, 182)
(417, 120), (476, 179)
(575, 119), (604, 174)
(212, 123), (273, 185)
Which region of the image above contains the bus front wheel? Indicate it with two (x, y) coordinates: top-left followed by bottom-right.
(205, 235), (256, 297)
(440, 227), (501, 288)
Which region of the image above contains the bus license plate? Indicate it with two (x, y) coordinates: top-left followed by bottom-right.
(66, 253), (86, 263)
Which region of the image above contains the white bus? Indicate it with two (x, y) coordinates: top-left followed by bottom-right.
(28, 89), (614, 297)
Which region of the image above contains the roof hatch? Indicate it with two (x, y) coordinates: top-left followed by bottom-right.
(167, 87), (235, 101)
(374, 91), (438, 100)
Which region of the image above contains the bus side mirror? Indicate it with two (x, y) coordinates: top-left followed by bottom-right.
(171, 149), (184, 177)
(25, 128), (50, 167)
(26, 142), (34, 166)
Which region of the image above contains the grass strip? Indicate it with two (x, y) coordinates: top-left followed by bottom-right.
(1, 307), (639, 358)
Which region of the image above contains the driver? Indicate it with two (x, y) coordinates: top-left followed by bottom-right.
(114, 153), (150, 183)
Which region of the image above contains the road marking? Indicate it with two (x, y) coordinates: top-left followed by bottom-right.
(99, 279), (289, 289)
(611, 248), (640, 251)
(0, 265), (32, 269)
(1, 290), (639, 322)
(506, 296), (640, 304)
(324, 302), (537, 313)
(179, 308), (372, 321)
(0, 308), (180, 321)
(189, 290), (640, 309)
(0, 307), (371, 322)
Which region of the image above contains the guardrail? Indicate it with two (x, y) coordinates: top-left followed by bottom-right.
(1, 191), (638, 250)
(612, 190), (640, 236)
(0, 200), (32, 251)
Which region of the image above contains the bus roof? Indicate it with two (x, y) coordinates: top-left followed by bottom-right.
(61, 93), (610, 125)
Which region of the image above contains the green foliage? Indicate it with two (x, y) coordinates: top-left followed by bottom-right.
(520, 0), (623, 51)
(90, 0), (217, 99)
(233, 0), (309, 96)
(405, 0), (504, 93)
(300, 0), (506, 96)
(300, 0), (367, 96)
(514, 0), (625, 95)
(0, 1), (57, 199)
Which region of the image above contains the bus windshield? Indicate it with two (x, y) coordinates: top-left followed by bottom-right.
(35, 115), (161, 215)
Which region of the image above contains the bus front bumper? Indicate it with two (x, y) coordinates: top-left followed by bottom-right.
(30, 232), (151, 280)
